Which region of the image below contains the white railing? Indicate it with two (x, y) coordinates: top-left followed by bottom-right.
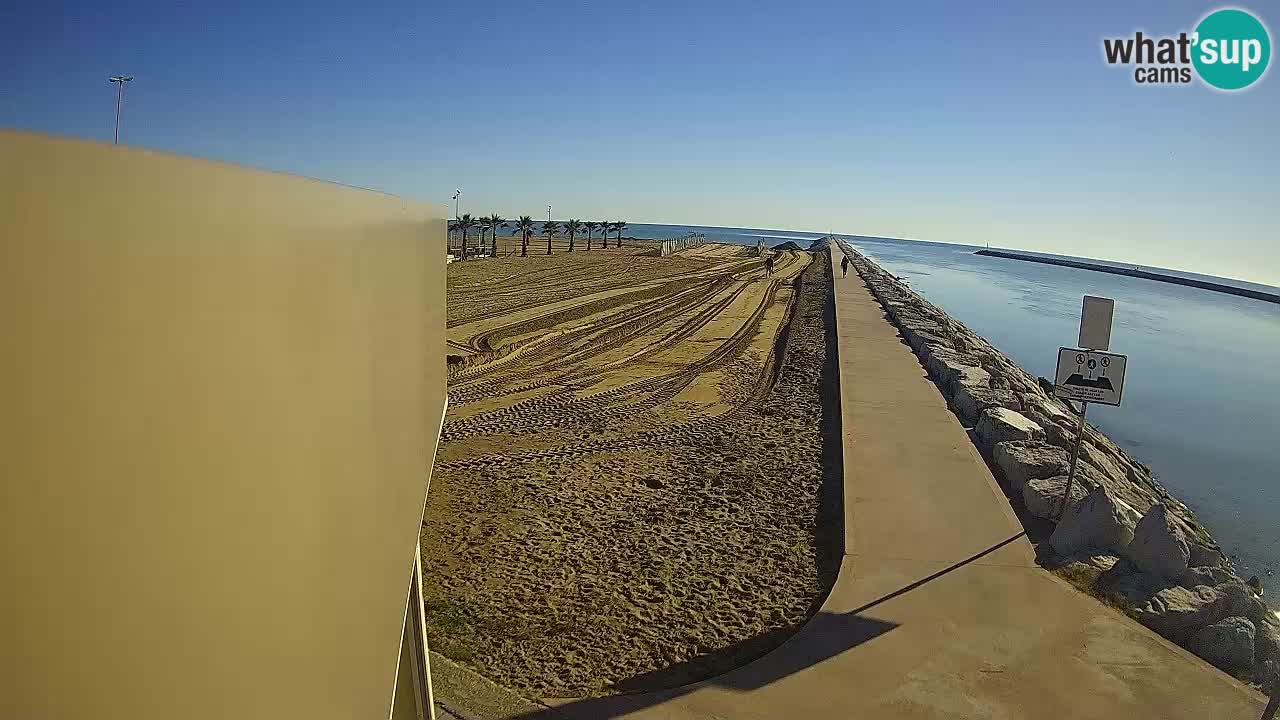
(659, 232), (707, 257)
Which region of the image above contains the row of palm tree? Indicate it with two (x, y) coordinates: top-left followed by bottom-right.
(449, 213), (508, 261)
(452, 215), (628, 258)
(539, 219), (628, 256)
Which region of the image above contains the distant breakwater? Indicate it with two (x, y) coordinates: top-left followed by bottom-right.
(974, 249), (1280, 305)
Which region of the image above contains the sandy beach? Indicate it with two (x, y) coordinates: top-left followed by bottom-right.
(421, 241), (841, 697)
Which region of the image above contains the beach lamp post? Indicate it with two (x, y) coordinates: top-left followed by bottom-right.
(451, 189), (461, 255)
(109, 75), (133, 145)
(547, 204), (552, 223)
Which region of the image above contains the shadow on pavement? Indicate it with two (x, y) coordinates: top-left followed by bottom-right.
(848, 531), (1028, 616)
(512, 611), (897, 720)
(512, 531), (1028, 719)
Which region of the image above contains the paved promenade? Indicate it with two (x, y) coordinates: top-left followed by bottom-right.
(513, 248), (1264, 719)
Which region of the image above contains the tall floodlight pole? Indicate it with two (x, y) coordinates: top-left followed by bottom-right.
(109, 75), (134, 145)
(451, 189), (461, 256)
(547, 204), (552, 223)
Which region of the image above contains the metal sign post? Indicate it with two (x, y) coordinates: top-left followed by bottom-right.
(1053, 296), (1126, 519)
(1057, 401), (1089, 519)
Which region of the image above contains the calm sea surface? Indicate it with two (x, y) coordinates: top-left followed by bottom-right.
(630, 223), (1280, 591)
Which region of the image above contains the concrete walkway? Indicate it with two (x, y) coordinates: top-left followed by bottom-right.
(517, 249), (1264, 719)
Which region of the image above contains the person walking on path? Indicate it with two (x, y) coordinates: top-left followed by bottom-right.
(841, 254), (850, 278)
(764, 253), (775, 276)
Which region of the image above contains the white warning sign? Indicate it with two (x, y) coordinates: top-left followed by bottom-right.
(1054, 348), (1127, 406)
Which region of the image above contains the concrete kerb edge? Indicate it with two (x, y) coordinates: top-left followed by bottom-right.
(826, 245), (853, 561)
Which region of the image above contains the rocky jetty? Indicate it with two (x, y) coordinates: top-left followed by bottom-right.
(839, 245), (1278, 686)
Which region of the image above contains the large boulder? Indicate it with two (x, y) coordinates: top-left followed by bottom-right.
(1188, 542), (1229, 569)
(1053, 553), (1120, 573)
(1188, 617), (1256, 672)
(1011, 374), (1045, 397)
(1265, 660), (1280, 696)
(899, 318), (945, 337)
(993, 440), (1069, 492)
(1080, 439), (1127, 482)
(975, 408), (1044, 452)
(1133, 584), (1230, 640)
(1258, 616), (1280, 663)
(1111, 495), (1146, 536)
(944, 362), (992, 396)
(1133, 581), (1270, 642)
(1024, 475), (1088, 519)
(1179, 565), (1238, 589)
(1074, 461), (1153, 530)
(1123, 503), (1191, 581)
(917, 339), (955, 368)
(1022, 398), (1084, 449)
(925, 349), (967, 383)
(1220, 581), (1270, 624)
(953, 386), (1020, 426)
(1124, 460), (1160, 492)
(1049, 486), (1135, 556)
(1033, 396), (1076, 424)
(986, 370), (1011, 390)
(883, 301), (909, 321)
(1022, 395), (1074, 423)
(894, 311), (931, 329)
(1039, 420), (1078, 451)
(922, 349), (983, 388)
(907, 330), (950, 356)
(1097, 559), (1168, 607)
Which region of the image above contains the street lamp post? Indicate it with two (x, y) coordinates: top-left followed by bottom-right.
(451, 189), (461, 257)
(109, 75), (134, 145)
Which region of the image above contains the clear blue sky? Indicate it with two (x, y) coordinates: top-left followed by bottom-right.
(3, 1), (1277, 284)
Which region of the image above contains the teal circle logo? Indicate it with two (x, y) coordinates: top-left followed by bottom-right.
(1193, 8), (1271, 90)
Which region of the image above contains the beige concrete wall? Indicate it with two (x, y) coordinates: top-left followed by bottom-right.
(0, 130), (446, 719)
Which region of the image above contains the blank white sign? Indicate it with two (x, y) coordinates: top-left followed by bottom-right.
(1079, 295), (1114, 351)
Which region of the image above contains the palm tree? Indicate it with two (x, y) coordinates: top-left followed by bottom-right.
(564, 219), (582, 252)
(515, 215), (535, 257)
(457, 213), (476, 260)
(487, 214), (506, 257)
(584, 221), (600, 251)
(543, 220), (560, 255)
(613, 221), (627, 248)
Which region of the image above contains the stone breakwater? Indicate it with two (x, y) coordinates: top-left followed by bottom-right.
(838, 243), (1279, 687)
(974, 249), (1280, 305)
